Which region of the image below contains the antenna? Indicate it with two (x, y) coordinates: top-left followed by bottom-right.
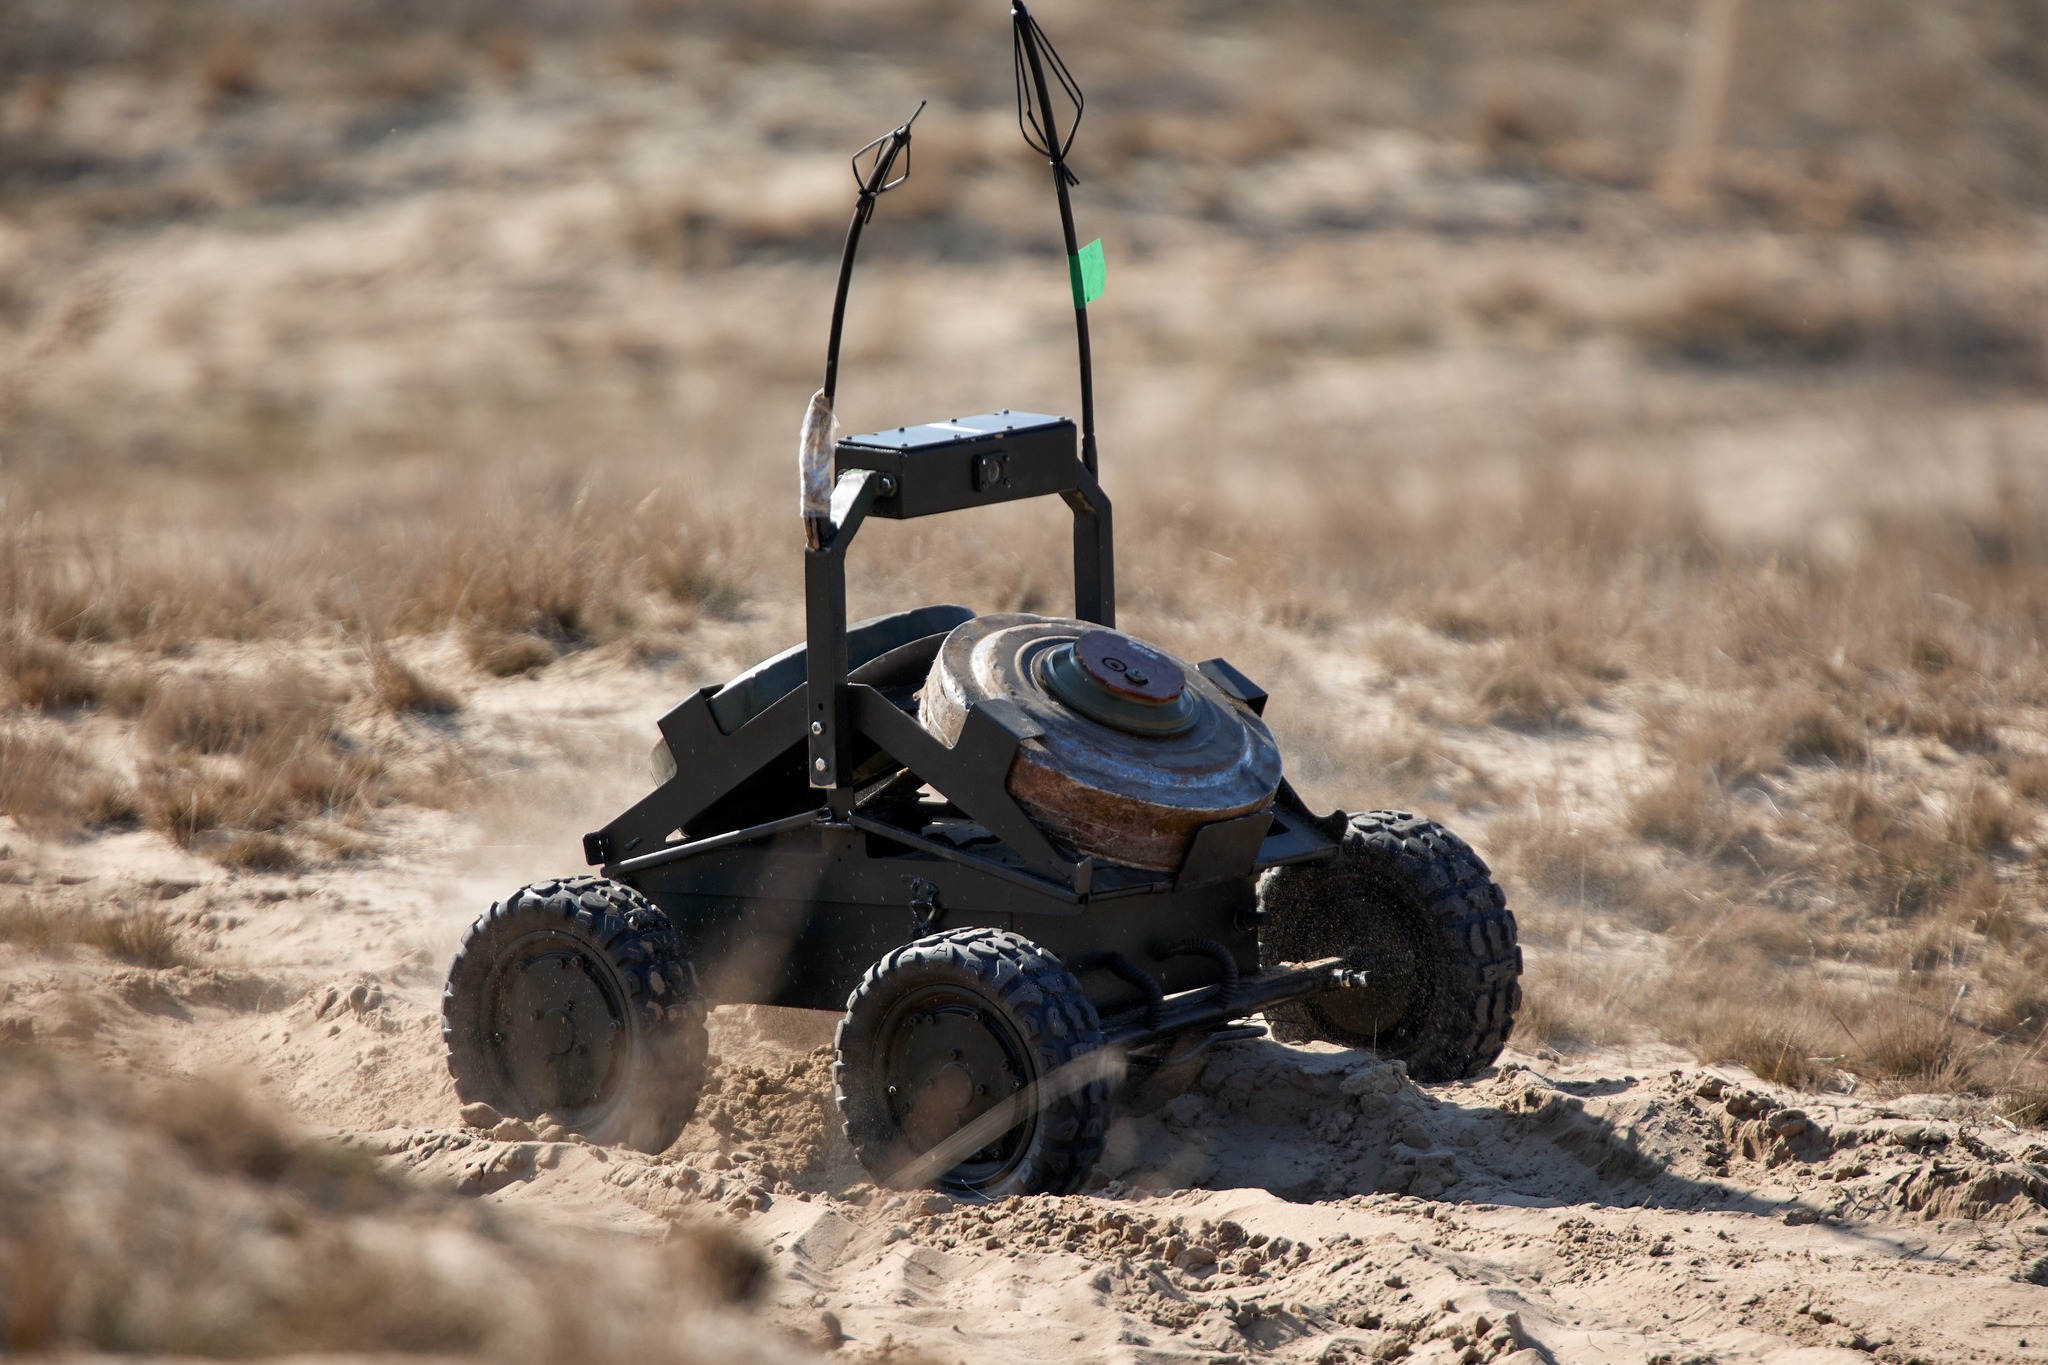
(1011, 3), (1098, 476)
(802, 100), (925, 550)
(823, 99), (926, 408)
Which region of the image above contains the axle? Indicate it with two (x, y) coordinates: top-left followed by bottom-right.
(1103, 956), (1368, 1053)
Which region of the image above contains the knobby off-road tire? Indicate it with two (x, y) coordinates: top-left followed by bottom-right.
(835, 928), (1112, 1197)
(444, 876), (708, 1154)
(1258, 811), (1520, 1081)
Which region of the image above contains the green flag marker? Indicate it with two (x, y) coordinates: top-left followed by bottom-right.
(1069, 238), (1105, 309)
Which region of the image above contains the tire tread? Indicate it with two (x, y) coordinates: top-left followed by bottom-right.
(833, 927), (1109, 1196)
(1261, 810), (1520, 1081)
(443, 876), (708, 1152)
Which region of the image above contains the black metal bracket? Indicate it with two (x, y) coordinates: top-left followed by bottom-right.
(1175, 811), (1273, 890)
(1104, 956), (1363, 1052)
(905, 876), (942, 935)
(610, 808), (827, 876)
(805, 469), (888, 798)
(1126, 1023), (1264, 1071)
(849, 685), (1075, 882)
(1063, 468), (1114, 627)
(1197, 658), (1267, 716)
(803, 460), (1113, 836)
(587, 682), (813, 862)
(843, 810), (1081, 905)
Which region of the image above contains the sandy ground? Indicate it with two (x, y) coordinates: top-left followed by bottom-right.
(5, 645), (2044, 1365)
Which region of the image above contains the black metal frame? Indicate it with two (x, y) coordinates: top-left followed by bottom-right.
(579, 2), (1348, 1059)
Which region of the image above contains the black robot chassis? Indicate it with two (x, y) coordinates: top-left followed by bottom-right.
(442, 4), (1522, 1198)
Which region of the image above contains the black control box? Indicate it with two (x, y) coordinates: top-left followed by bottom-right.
(836, 410), (1080, 519)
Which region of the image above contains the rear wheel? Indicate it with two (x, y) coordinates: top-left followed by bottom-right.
(1258, 811), (1520, 1081)
(443, 877), (708, 1153)
(834, 928), (1111, 1196)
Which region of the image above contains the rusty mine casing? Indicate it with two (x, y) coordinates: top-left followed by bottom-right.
(918, 614), (1284, 872)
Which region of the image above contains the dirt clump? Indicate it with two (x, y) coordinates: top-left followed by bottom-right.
(680, 1046), (854, 1192)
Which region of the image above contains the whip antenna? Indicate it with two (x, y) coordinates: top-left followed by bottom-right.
(801, 99), (925, 549)
(1011, 2), (1099, 476)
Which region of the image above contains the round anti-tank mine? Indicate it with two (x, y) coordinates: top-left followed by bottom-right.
(919, 614), (1284, 872)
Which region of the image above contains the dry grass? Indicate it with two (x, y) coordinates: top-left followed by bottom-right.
(136, 753), (372, 855)
(2004, 1086), (2048, 1129)
(96, 665), (443, 864)
(1278, 709), (1464, 813)
(1999, 751), (2048, 801)
(1627, 773), (1746, 858)
(0, 642), (487, 866)
(467, 629), (558, 678)
(1461, 481), (2048, 1111)
(0, 473), (745, 656)
(0, 633), (152, 715)
(483, 26), (535, 83)
(1472, 653), (1588, 733)
(139, 670), (332, 756)
(0, 723), (137, 836)
(1489, 807), (1663, 919)
(0, 905), (191, 968)
(196, 27), (261, 107)
(1625, 260), (2047, 383)
(1699, 1018), (1840, 1093)
(368, 647), (462, 717)
(1577, 909), (2048, 1110)
(213, 830), (300, 872)
(1508, 947), (1639, 1052)
(1854, 1005), (1975, 1092)
(87, 908), (192, 968)
(2, 633), (100, 710)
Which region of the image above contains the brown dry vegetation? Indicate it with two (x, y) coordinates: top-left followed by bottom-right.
(0, 0), (2045, 1200)
(0, 721), (136, 834)
(0, 472), (745, 653)
(0, 902), (190, 968)
(0, 1046), (779, 1359)
(1210, 449), (2048, 1117)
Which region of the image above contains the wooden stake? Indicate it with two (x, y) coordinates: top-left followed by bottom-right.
(1659, 0), (1745, 213)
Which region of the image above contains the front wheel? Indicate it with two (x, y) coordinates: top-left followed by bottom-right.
(1258, 811), (1520, 1081)
(443, 877), (708, 1153)
(834, 928), (1112, 1197)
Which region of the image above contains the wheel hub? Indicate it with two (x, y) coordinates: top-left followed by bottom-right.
(912, 1061), (976, 1135)
(1314, 892), (1431, 1040)
(538, 1006), (576, 1056)
(483, 932), (632, 1119)
(881, 993), (1030, 1176)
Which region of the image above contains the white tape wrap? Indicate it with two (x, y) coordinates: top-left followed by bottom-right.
(799, 387), (837, 521)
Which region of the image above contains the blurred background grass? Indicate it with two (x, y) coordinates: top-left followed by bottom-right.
(4, 0), (2048, 1122)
